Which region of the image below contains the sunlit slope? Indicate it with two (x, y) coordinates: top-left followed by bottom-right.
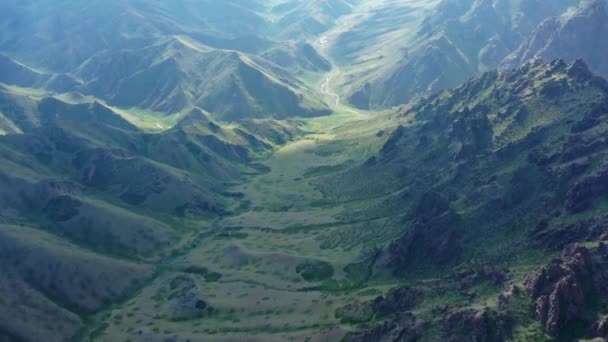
(76, 37), (330, 119)
(324, 0), (607, 110)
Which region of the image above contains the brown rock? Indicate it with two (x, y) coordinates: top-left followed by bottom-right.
(525, 244), (608, 336)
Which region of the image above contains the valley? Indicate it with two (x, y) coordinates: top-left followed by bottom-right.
(82, 110), (382, 341)
(2, 1), (608, 342)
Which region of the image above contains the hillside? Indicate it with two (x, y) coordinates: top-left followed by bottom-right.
(76, 37), (330, 119)
(0, 0), (336, 121)
(0, 93), (303, 341)
(504, 0), (608, 79)
(323, 0), (608, 111)
(323, 59), (608, 341)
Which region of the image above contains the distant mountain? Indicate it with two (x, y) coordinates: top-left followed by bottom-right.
(0, 0), (336, 121)
(271, 0), (360, 40)
(333, 0), (598, 110)
(262, 41), (332, 75)
(75, 37), (330, 119)
(0, 0), (269, 72)
(504, 0), (608, 79)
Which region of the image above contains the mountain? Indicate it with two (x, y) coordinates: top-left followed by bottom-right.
(504, 0), (608, 80)
(0, 91), (303, 341)
(271, 0), (361, 40)
(0, 0), (334, 121)
(262, 41), (332, 75)
(3, 1), (608, 341)
(334, 0), (581, 110)
(0, 0), (268, 72)
(326, 59), (608, 341)
(0, 54), (80, 92)
(75, 36), (330, 119)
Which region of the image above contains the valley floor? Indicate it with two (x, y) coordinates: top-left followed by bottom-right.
(82, 110), (403, 341)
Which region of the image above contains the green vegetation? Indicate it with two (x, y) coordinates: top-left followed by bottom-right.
(1, 1), (608, 342)
(296, 261), (335, 282)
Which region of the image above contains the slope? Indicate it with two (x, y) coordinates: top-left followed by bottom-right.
(76, 37), (331, 119)
(0, 93), (304, 341)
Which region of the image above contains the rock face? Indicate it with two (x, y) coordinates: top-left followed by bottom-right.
(387, 192), (461, 274)
(343, 313), (419, 342)
(442, 308), (512, 342)
(372, 286), (420, 316)
(525, 244), (608, 336)
(165, 275), (211, 321)
(566, 165), (608, 213)
(531, 215), (608, 249)
(345, 305), (512, 342)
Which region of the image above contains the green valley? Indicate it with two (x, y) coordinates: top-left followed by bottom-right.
(2, 1), (608, 342)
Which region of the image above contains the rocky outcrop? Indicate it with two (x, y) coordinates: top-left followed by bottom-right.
(566, 165), (608, 213)
(449, 267), (510, 290)
(43, 195), (83, 222)
(531, 215), (608, 249)
(343, 313), (420, 342)
(372, 286), (421, 316)
(165, 275), (211, 321)
(568, 59), (595, 82)
(442, 308), (512, 342)
(380, 125), (406, 161)
(525, 244), (608, 336)
(446, 109), (493, 160)
(388, 192), (461, 274)
(345, 305), (511, 342)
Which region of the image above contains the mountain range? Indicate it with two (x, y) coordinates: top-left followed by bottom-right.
(1, 1), (608, 341)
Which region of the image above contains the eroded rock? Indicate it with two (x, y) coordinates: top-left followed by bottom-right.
(164, 275), (211, 321)
(525, 244), (608, 336)
(372, 286), (420, 316)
